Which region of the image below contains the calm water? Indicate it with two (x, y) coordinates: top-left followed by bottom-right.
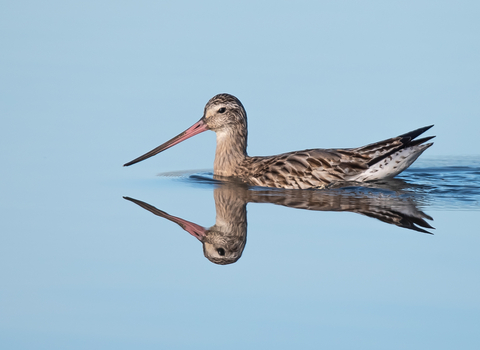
(1, 157), (479, 349)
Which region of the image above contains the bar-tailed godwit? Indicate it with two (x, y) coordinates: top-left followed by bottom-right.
(124, 94), (434, 189)
(124, 182), (434, 264)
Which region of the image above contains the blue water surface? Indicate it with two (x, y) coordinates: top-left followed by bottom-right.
(2, 1), (480, 348)
(1, 156), (479, 349)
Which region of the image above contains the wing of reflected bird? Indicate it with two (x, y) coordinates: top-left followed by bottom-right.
(245, 187), (434, 233)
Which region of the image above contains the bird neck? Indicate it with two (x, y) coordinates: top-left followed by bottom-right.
(213, 186), (247, 231)
(214, 126), (248, 177)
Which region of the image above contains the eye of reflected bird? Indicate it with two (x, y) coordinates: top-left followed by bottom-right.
(218, 107), (226, 113)
(217, 248), (226, 256)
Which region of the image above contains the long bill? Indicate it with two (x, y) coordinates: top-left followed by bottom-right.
(124, 118), (209, 167)
(123, 197), (207, 240)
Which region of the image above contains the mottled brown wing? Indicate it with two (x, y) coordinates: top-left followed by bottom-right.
(245, 187), (434, 233)
(240, 149), (370, 189)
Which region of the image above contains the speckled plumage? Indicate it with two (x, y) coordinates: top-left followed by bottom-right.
(124, 182), (434, 264)
(125, 94), (434, 189)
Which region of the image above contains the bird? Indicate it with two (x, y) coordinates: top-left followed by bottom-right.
(124, 94), (435, 189)
(123, 180), (434, 264)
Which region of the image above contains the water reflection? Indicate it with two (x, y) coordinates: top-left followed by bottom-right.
(124, 178), (434, 265)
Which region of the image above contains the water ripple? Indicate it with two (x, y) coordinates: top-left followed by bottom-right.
(398, 158), (480, 210)
(158, 156), (480, 211)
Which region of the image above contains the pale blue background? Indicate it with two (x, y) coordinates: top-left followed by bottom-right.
(1, 1), (479, 349)
(2, 0), (479, 175)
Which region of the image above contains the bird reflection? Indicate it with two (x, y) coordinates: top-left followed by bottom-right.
(124, 179), (434, 265)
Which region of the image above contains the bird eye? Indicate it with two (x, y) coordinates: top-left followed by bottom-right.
(218, 107), (226, 113)
(217, 248), (225, 256)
